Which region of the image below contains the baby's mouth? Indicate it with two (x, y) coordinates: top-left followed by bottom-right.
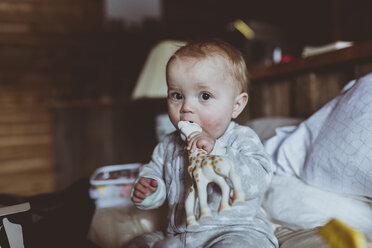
(181, 120), (199, 127)
(180, 119), (193, 123)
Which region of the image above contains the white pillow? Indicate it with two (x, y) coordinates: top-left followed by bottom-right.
(262, 175), (372, 239)
(265, 72), (372, 198)
(302, 73), (372, 197)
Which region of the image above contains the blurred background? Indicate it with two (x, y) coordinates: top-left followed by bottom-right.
(0, 0), (371, 195)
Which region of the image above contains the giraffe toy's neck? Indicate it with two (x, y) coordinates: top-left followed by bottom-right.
(187, 148), (207, 172)
(188, 149), (208, 163)
(188, 148), (207, 157)
(187, 148), (223, 175)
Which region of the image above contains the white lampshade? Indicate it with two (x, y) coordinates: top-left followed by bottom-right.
(132, 40), (186, 99)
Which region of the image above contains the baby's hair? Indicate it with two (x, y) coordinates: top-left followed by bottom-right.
(167, 38), (249, 93)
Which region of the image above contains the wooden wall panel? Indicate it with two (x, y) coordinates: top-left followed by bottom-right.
(0, 144), (51, 161)
(249, 59), (372, 120)
(354, 62), (372, 79)
(249, 80), (292, 117)
(293, 71), (351, 117)
(0, 170), (55, 196)
(0, 95), (53, 195)
(0, 0), (102, 34)
(0, 123), (50, 136)
(0, 0), (103, 196)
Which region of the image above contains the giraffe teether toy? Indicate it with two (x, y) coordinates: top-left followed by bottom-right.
(178, 121), (246, 230)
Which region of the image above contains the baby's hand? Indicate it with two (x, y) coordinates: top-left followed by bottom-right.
(131, 177), (158, 203)
(187, 131), (215, 154)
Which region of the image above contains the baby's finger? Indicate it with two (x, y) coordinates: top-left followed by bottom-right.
(150, 179), (158, 188)
(187, 131), (200, 141)
(132, 195), (144, 203)
(186, 132), (199, 147)
(197, 139), (214, 153)
(134, 182), (149, 195)
(132, 190), (147, 200)
(139, 177), (152, 186)
(187, 137), (197, 151)
(139, 178), (158, 193)
(191, 139), (199, 152)
(190, 134), (204, 151)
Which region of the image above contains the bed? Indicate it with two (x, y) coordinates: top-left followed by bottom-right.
(84, 34), (372, 248)
(87, 73), (372, 248)
(262, 74), (372, 247)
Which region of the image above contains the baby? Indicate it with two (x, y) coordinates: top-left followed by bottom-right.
(129, 39), (278, 248)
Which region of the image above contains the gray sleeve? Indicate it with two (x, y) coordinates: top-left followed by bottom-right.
(133, 138), (169, 209)
(225, 127), (274, 200)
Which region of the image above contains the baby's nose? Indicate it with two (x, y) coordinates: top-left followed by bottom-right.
(180, 100), (194, 113)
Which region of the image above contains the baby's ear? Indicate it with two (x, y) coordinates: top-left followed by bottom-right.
(232, 92), (248, 119)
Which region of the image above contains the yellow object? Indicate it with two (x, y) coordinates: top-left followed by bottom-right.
(233, 19), (255, 40)
(318, 218), (367, 248)
(98, 185), (105, 197)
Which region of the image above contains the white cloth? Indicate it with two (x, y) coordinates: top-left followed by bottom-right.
(263, 73), (372, 238)
(262, 175), (372, 239)
(133, 122), (278, 247)
(265, 73), (372, 197)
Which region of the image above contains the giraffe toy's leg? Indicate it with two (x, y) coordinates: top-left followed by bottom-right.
(212, 176), (231, 214)
(195, 175), (212, 223)
(185, 184), (199, 230)
(229, 168), (245, 205)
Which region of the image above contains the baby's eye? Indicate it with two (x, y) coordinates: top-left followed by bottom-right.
(171, 92), (183, 100)
(200, 92), (211, 101)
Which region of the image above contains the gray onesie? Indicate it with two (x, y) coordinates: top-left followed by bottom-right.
(128, 122), (278, 248)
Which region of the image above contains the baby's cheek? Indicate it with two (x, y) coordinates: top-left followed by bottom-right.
(201, 117), (229, 138)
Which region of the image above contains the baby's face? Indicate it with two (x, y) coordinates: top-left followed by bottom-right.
(166, 56), (243, 139)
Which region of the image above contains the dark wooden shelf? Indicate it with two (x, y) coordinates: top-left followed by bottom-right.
(249, 39), (372, 81)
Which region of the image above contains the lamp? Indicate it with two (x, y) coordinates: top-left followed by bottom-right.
(132, 40), (186, 99)
(131, 40), (186, 141)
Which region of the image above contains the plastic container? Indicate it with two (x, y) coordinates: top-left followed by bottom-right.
(89, 163), (141, 208)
